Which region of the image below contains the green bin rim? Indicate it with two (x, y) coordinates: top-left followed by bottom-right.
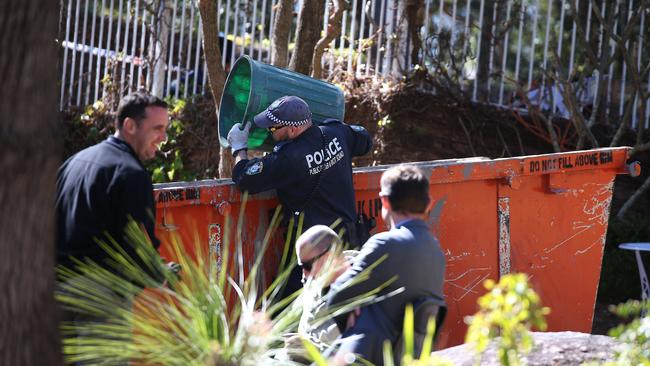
(218, 55), (259, 148)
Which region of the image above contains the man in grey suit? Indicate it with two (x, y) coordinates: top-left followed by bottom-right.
(325, 164), (446, 365)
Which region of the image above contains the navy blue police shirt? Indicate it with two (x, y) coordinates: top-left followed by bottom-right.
(232, 119), (372, 229)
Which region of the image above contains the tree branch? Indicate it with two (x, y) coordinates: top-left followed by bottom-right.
(311, 0), (349, 79)
(617, 173), (650, 221)
(546, 45), (599, 149)
(630, 141), (650, 156)
(289, 0), (326, 75)
(198, 0), (230, 178)
(510, 78), (562, 152)
(457, 115), (477, 156)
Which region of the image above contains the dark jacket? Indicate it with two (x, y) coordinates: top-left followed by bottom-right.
(232, 120), (372, 230)
(56, 136), (160, 271)
(326, 219), (446, 365)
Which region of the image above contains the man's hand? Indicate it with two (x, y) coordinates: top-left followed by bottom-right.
(161, 261), (181, 290)
(227, 122), (251, 155)
(166, 261), (181, 277)
(284, 333), (304, 350)
(284, 333), (313, 363)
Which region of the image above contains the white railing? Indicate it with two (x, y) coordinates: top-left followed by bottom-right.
(58, 0), (649, 128)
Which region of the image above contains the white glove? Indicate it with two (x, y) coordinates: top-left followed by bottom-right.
(227, 122), (251, 153)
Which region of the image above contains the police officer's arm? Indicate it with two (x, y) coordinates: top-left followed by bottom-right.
(347, 124), (373, 156)
(322, 118), (372, 157)
(234, 149), (248, 164)
(325, 236), (396, 331)
(232, 153), (296, 194)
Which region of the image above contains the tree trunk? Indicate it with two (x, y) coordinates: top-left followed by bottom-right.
(312, 0), (350, 79)
(289, 0), (326, 75)
(405, 0), (424, 67)
(393, 0), (408, 74)
(393, 0), (424, 75)
(149, 0), (171, 98)
(198, 0), (232, 178)
(476, 0), (495, 102)
(271, 0), (294, 68)
(382, 0), (397, 75)
(0, 0), (62, 364)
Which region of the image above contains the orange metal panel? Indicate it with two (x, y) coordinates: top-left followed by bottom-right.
(501, 167), (619, 334)
(154, 182), (286, 290)
(154, 147), (635, 349)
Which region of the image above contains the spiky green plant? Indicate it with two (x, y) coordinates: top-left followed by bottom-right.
(57, 200), (308, 366)
(56, 195), (387, 366)
(380, 303), (454, 366)
(464, 273), (550, 366)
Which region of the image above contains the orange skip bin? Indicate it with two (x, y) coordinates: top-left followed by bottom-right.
(154, 146), (639, 349)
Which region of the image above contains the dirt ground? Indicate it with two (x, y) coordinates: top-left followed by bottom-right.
(432, 331), (619, 365)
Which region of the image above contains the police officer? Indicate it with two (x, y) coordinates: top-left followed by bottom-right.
(227, 95), (372, 295)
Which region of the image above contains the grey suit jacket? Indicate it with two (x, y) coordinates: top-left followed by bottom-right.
(325, 219), (446, 364)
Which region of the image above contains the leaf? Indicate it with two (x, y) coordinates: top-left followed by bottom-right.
(302, 336), (328, 366)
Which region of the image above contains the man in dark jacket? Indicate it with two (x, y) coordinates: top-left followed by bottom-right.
(227, 95), (372, 296)
(326, 164), (446, 365)
(56, 91), (169, 277)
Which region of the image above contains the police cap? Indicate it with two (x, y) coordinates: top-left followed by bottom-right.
(253, 95), (313, 128)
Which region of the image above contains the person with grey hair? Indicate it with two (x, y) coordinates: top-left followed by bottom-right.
(281, 225), (356, 363)
(296, 225), (343, 285)
(325, 164), (446, 365)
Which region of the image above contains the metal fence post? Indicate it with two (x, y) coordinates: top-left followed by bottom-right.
(56, 0), (649, 125)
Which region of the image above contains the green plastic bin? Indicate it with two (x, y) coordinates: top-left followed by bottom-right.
(218, 55), (345, 151)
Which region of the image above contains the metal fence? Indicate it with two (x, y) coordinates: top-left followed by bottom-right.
(59, 0), (649, 128)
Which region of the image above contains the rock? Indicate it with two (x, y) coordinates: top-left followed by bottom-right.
(431, 331), (618, 366)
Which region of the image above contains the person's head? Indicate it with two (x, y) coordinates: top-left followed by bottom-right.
(379, 164), (431, 223)
(253, 95), (313, 142)
(296, 225), (342, 283)
(115, 92), (169, 162)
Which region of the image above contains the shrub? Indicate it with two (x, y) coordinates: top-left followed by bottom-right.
(605, 300), (650, 365)
(464, 273), (550, 366)
(56, 206), (303, 365)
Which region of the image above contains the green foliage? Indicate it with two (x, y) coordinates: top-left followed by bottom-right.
(602, 300), (650, 366)
(79, 100), (113, 141)
(465, 273), (550, 366)
(57, 204), (305, 365)
(55, 203), (381, 366)
(66, 95), (218, 183)
(377, 116), (392, 128)
(148, 99), (197, 183)
(302, 337), (329, 366)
